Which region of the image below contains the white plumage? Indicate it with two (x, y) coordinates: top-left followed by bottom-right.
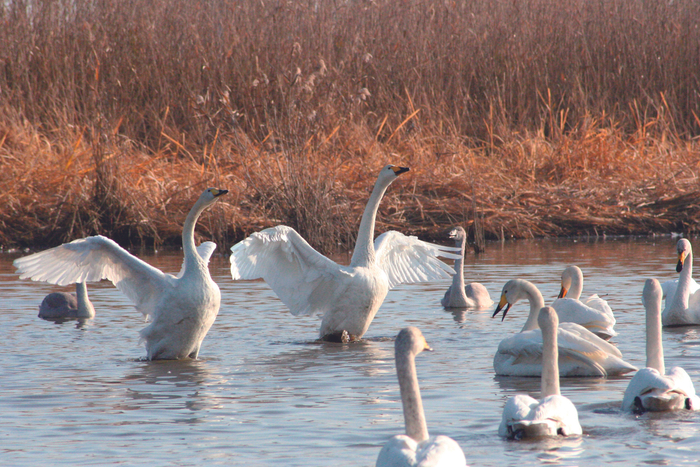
(440, 226), (493, 309)
(376, 327), (467, 467)
(230, 165), (459, 341)
(550, 265), (617, 339)
(622, 278), (700, 412)
(662, 238), (700, 326)
(14, 188), (228, 360)
(499, 306), (582, 439)
(492, 279), (636, 377)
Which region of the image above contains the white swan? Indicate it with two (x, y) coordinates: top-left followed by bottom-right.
(550, 265), (617, 339)
(376, 327), (467, 467)
(662, 239), (700, 326)
(492, 279), (637, 377)
(38, 282), (95, 320)
(440, 226), (493, 309)
(229, 165), (460, 342)
(499, 306), (582, 439)
(13, 188), (228, 360)
(622, 278), (700, 413)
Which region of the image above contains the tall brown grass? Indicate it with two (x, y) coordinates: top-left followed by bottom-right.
(1, 0), (699, 252)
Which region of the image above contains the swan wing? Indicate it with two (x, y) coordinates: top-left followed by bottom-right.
(551, 297), (616, 337)
(13, 235), (170, 317)
(229, 225), (345, 316)
(374, 231), (460, 289)
(496, 325), (631, 376)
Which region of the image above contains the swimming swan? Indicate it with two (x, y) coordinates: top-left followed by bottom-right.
(229, 165), (460, 342)
(622, 278), (700, 413)
(376, 327), (467, 467)
(550, 265), (617, 339)
(38, 282), (95, 320)
(499, 306), (582, 439)
(13, 188), (228, 360)
(492, 279), (636, 377)
(440, 226), (493, 309)
(661, 239), (700, 326)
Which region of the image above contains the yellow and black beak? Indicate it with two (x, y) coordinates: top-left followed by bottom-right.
(677, 251), (688, 273)
(212, 188), (228, 197)
(492, 294), (512, 321)
(391, 166), (410, 176)
(558, 286), (568, 299)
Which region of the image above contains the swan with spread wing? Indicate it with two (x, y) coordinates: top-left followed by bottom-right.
(14, 188), (227, 360)
(229, 165), (460, 341)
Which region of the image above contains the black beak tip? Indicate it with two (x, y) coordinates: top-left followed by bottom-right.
(216, 189), (229, 197)
(677, 260), (683, 273)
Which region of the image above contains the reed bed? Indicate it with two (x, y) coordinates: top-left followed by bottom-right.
(1, 0), (699, 253)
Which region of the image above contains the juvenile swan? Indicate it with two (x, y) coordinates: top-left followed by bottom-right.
(229, 165), (459, 342)
(38, 282), (95, 320)
(376, 327), (467, 467)
(14, 188), (228, 360)
(622, 278), (700, 413)
(492, 279), (636, 377)
(440, 226), (493, 309)
(551, 266), (617, 339)
(499, 306), (582, 439)
(662, 239), (700, 326)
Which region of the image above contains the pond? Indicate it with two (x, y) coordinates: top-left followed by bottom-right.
(2, 235), (699, 466)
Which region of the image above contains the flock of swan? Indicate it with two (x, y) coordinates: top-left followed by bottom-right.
(11, 165), (700, 466)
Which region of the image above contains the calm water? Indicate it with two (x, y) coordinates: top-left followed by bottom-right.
(2, 236), (700, 466)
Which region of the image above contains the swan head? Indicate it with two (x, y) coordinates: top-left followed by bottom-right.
(377, 165), (410, 188)
(200, 187), (228, 204)
(557, 265), (581, 298)
(537, 306), (559, 333)
(492, 279), (528, 321)
(447, 226), (467, 241)
(676, 238), (692, 273)
(395, 327), (432, 358)
(642, 278), (663, 310)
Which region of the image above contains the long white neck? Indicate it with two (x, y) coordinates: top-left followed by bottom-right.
(75, 282), (95, 318)
(182, 198), (209, 273)
(520, 282), (546, 332)
(568, 267), (584, 300)
(540, 308), (561, 397)
(350, 179), (390, 267)
(449, 236), (468, 303)
(396, 349), (429, 443)
(672, 252), (693, 310)
(645, 284), (665, 374)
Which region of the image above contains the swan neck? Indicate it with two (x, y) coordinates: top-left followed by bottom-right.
(521, 283), (545, 332)
(75, 282), (94, 318)
(182, 198), (207, 271)
(646, 294), (665, 374)
(673, 252), (693, 309)
(396, 351), (429, 443)
(350, 181), (388, 267)
(451, 238), (466, 291)
(569, 269), (583, 300)
(541, 318), (560, 397)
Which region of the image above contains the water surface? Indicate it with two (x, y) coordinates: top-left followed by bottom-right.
(2, 236), (700, 466)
